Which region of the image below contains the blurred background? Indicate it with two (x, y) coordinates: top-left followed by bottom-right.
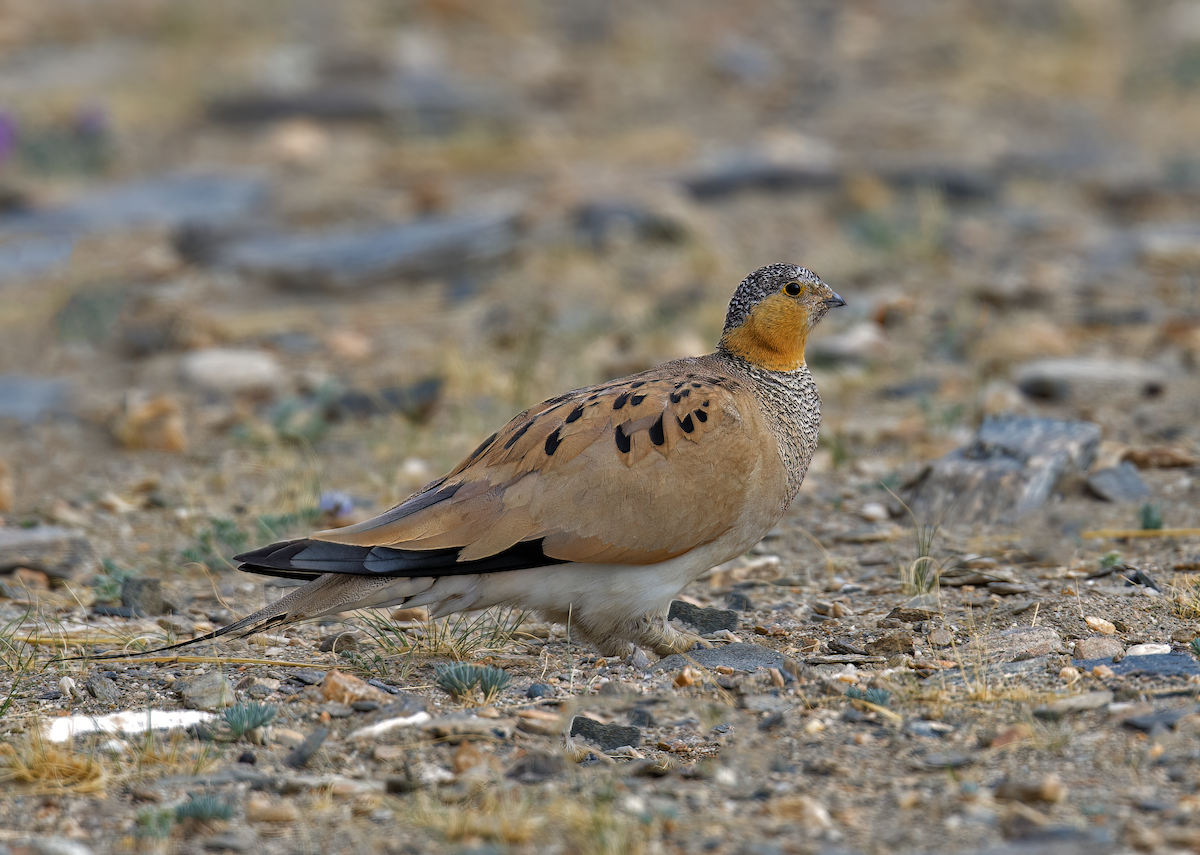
(1, 0), (1199, 572)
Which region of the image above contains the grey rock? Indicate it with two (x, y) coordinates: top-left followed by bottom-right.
(0, 525), (94, 577)
(682, 156), (839, 200)
(181, 348), (285, 396)
(1121, 705), (1200, 733)
(211, 209), (522, 291)
(283, 726), (329, 768)
(0, 235), (74, 283)
(180, 670), (236, 711)
(1086, 461), (1151, 502)
(0, 173), (265, 238)
(573, 200), (687, 250)
(121, 576), (163, 617)
(569, 715), (640, 750)
(654, 642), (791, 675)
(902, 416), (1101, 525)
(1034, 690), (1114, 720)
(1013, 357), (1168, 403)
(318, 632), (358, 653)
(0, 375), (72, 423)
(667, 600), (738, 634)
(965, 626), (1064, 662)
(289, 669), (327, 686)
(323, 378), (443, 423)
(505, 750), (568, 783)
(1080, 652), (1200, 679)
(910, 750), (975, 770)
(1072, 637), (1125, 661)
(725, 591), (753, 611)
(85, 673), (120, 705)
(205, 71), (515, 136)
(25, 839), (94, 855)
(202, 830), (257, 852)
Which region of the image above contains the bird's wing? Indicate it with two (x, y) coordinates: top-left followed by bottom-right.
(311, 359), (781, 567)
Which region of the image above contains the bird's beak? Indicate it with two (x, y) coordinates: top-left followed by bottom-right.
(824, 291), (847, 309)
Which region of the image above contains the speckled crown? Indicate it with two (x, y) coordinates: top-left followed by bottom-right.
(722, 263), (825, 332)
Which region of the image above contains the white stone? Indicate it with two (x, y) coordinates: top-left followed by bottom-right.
(181, 348), (284, 395)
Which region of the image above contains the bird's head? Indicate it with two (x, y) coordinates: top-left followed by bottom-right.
(718, 263), (846, 372)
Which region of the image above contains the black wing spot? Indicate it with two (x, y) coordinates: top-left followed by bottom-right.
(614, 425), (631, 454)
(669, 388), (691, 403)
(612, 391), (630, 410)
(565, 404), (585, 424)
(544, 427), (562, 456)
(630, 381), (645, 388)
(694, 408), (708, 423)
(630, 394), (646, 406)
(503, 420), (533, 450)
(648, 414), (665, 446)
(678, 413), (695, 433)
(690, 382), (703, 389)
(702, 399), (710, 407)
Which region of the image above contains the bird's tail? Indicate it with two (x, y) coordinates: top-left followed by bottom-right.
(54, 573), (393, 662)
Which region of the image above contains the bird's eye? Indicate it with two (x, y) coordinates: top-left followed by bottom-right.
(784, 281), (803, 297)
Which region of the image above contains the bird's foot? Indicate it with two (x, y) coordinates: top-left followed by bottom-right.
(639, 619), (711, 658)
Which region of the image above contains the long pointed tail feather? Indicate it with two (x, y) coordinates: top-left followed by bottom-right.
(54, 573), (387, 662)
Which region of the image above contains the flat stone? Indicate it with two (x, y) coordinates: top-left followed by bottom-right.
(205, 71), (514, 135)
(1121, 706), (1200, 733)
(85, 673), (120, 705)
(964, 627), (1065, 663)
(181, 348), (285, 396)
(0, 173), (265, 238)
(653, 642), (790, 675)
(1087, 461), (1151, 502)
(211, 209), (522, 291)
(902, 416), (1101, 525)
(283, 726), (329, 768)
(668, 600), (738, 634)
(323, 378), (443, 423)
(0, 374), (72, 423)
(180, 670), (236, 711)
(421, 712), (515, 741)
(1079, 652), (1200, 679)
(865, 632), (914, 656)
(1013, 357), (1169, 403)
(505, 750), (568, 783)
(121, 576), (163, 617)
(0, 234), (74, 283)
(0, 525), (94, 578)
(1073, 637), (1125, 661)
(202, 830), (257, 852)
(569, 715), (641, 750)
(572, 199), (688, 250)
(25, 839), (95, 855)
(1034, 690), (1115, 720)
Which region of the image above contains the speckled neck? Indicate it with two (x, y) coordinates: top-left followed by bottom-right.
(720, 353), (822, 506)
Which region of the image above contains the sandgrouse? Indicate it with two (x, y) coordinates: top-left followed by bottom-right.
(207, 264), (843, 657)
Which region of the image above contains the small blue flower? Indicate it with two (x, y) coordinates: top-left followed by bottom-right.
(318, 490), (355, 518)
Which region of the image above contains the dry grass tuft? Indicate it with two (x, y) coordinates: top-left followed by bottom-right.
(0, 729), (107, 794)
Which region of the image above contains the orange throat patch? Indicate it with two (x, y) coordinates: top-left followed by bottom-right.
(719, 293), (810, 372)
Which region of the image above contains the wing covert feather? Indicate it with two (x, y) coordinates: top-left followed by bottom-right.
(317, 358), (777, 565)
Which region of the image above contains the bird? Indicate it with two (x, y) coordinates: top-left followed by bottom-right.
(179, 264), (843, 658)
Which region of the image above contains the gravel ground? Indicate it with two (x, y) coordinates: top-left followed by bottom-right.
(3, 3), (1200, 854)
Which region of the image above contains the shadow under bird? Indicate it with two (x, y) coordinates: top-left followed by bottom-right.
(127, 264), (845, 659)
